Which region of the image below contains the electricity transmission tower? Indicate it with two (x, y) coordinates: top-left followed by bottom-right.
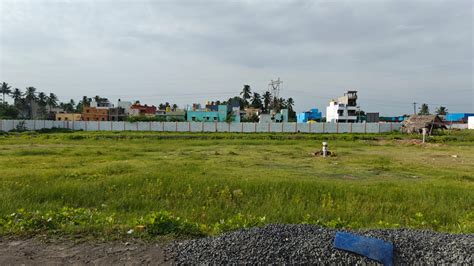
(268, 78), (283, 112)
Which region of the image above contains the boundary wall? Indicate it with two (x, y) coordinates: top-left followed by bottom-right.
(0, 120), (402, 133)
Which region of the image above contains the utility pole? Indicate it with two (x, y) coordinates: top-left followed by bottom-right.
(268, 78), (283, 113)
(412, 102), (417, 115)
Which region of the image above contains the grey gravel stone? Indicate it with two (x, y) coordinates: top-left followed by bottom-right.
(168, 224), (473, 264)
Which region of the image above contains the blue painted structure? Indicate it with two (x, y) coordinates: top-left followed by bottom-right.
(187, 105), (236, 122)
(445, 113), (474, 122)
(296, 108), (322, 123)
(334, 232), (393, 266)
(380, 116), (406, 122)
(274, 109), (289, 123)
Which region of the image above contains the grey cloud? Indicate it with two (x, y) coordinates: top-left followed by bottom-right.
(0, 0), (472, 115)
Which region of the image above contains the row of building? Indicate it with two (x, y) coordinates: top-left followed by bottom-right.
(55, 90), (473, 124)
(56, 99), (290, 123)
(296, 91), (473, 124)
(57, 99), (186, 122)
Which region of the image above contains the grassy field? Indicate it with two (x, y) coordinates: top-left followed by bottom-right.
(0, 130), (473, 237)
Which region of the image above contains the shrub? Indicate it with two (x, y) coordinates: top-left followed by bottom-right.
(137, 211), (203, 236)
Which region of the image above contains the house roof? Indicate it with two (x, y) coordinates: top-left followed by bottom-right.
(402, 115), (444, 128)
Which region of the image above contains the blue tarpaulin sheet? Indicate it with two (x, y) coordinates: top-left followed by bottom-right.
(334, 232), (393, 266)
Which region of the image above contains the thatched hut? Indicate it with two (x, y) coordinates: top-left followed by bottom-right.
(401, 115), (446, 134)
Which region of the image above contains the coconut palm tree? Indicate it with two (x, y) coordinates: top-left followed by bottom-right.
(172, 103), (178, 111)
(418, 103), (430, 115)
(25, 87), (37, 119)
(262, 91), (271, 113)
(37, 92), (47, 105)
(37, 92), (48, 118)
(286, 97), (294, 111)
(46, 93), (58, 119)
(0, 82), (12, 103)
(277, 97), (286, 111)
(69, 99), (76, 112)
(436, 106), (448, 115)
(11, 88), (23, 104)
(46, 93), (58, 110)
(82, 96), (90, 107)
(251, 92), (262, 109)
(240, 85), (252, 107)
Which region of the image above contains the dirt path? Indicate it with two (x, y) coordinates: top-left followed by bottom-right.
(0, 238), (170, 265)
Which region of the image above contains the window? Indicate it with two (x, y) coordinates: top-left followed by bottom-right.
(192, 116), (196, 121)
(337, 110), (344, 116)
(214, 117), (217, 121)
(58, 117), (61, 121)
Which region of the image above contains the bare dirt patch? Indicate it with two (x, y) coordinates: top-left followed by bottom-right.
(0, 238), (170, 265)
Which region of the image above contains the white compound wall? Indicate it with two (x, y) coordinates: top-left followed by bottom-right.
(0, 120), (402, 134)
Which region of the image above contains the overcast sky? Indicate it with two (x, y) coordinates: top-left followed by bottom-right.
(0, 0), (472, 115)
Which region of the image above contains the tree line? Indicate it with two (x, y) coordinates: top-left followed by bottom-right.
(0, 82), (61, 119)
(0, 82), (123, 119)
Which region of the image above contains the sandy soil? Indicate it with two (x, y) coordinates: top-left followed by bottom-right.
(0, 238), (170, 265)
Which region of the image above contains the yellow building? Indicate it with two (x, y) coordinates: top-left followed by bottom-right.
(55, 113), (82, 121)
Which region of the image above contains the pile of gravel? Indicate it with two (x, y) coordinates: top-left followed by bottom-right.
(168, 224), (473, 264)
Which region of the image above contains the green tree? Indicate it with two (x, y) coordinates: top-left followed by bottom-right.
(0, 82), (12, 103)
(11, 88), (26, 118)
(418, 103), (430, 115)
(76, 96), (90, 113)
(286, 97), (296, 120)
(37, 92), (48, 119)
(240, 85), (251, 107)
(275, 97), (286, 111)
(286, 97), (294, 111)
(46, 93), (58, 119)
(251, 92), (262, 109)
(46, 93), (58, 110)
(0, 103), (19, 119)
(435, 106), (448, 115)
(37, 92), (47, 105)
(262, 91), (272, 113)
(25, 87), (37, 119)
(79, 96), (91, 109)
(69, 99), (76, 112)
(11, 88), (23, 105)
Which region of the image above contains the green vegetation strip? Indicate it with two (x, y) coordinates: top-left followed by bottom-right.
(0, 131), (473, 237)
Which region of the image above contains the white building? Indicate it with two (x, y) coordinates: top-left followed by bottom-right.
(117, 99), (132, 115)
(326, 91), (358, 123)
(468, 116), (474, 129)
(90, 99), (113, 108)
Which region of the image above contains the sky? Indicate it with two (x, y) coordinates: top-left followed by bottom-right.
(0, 0), (472, 115)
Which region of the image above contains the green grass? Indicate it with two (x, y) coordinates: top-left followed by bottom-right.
(0, 130), (473, 237)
